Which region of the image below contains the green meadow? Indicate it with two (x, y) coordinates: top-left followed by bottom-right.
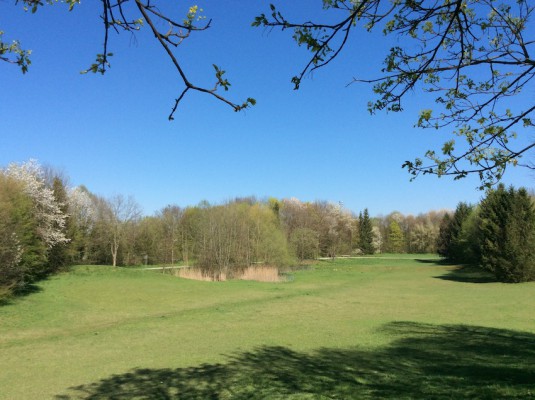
(1, 256), (534, 399)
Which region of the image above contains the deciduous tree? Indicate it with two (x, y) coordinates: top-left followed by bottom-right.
(0, 175), (29, 293)
(67, 185), (96, 263)
(387, 220), (405, 253)
(195, 201), (290, 279)
(103, 194), (141, 267)
(290, 227), (319, 261)
(0, 160), (70, 293)
(46, 176), (70, 273)
(158, 205), (182, 265)
(4, 160), (69, 249)
(409, 220), (439, 254)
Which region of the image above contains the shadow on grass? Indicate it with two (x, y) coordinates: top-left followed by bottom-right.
(415, 258), (455, 266)
(56, 322), (535, 399)
(415, 258), (497, 284)
(436, 265), (497, 284)
(0, 283), (43, 306)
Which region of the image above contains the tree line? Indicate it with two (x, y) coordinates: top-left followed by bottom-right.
(1, 160), (451, 297)
(3, 159), (533, 298)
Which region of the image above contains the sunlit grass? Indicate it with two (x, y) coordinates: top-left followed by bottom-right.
(1, 256), (534, 399)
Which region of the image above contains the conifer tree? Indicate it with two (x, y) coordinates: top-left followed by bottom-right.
(479, 185), (535, 282)
(358, 209), (374, 255)
(437, 202), (473, 262)
(436, 213), (452, 258)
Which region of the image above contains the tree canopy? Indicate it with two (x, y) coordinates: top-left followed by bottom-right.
(2, 0), (534, 188)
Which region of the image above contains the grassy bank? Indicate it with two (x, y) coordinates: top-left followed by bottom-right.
(1, 256), (534, 399)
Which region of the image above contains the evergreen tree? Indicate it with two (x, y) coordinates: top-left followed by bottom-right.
(358, 209), (374, 255)
(450, 203), (473, 262)
(437, 202), (473, 262)
(456, 207), (481, 264)
(436, 213), (452, 257)
(479, 185), (535, 282)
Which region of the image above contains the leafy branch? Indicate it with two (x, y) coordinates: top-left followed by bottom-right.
(5, 0), (256, 119)
(254, 0), (535, 188)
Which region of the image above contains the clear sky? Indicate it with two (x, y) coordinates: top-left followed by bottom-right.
(1, 1), (533, 217)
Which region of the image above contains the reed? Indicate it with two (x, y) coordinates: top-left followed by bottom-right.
(239, 266), (282, 282)
(174, 265), (283, 282)
(177, 268), (228, 282)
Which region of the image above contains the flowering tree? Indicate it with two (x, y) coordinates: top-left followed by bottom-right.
(68, 186), (96, 233)
(0, 160), (72, 295)
(4, 159), (69, 248)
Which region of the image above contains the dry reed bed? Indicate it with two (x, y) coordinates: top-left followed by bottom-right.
(175, 266), (283, 282)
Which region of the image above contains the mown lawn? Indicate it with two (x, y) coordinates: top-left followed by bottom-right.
(1, 256), (534, 399)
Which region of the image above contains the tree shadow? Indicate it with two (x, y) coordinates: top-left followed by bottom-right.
(414, 259), (497, 283)
(415, 258), (455, 266)
(0, 283), (43, 306)
(56, 322), (535, 399)
(435, 265), (497, 283)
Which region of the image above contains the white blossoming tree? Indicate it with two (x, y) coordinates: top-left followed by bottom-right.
(4, 159), (69, 248)
(0, 160), (69, 294)
(66, 185), (97, 262)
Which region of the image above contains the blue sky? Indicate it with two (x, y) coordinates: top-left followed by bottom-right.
(1, 1), (533, 216)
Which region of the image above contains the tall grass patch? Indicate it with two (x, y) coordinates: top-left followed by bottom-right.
(174, 265), (284, 282)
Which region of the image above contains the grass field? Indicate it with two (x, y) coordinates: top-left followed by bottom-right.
(1, 256), (534, 399)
